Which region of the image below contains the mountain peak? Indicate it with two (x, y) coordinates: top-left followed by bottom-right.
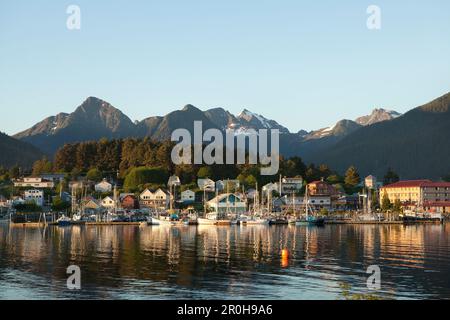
(355, 108), (401, 126)
(182, 104), (200, 112)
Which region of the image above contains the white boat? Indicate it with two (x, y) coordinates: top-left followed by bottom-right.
(197, 212), (232, 226)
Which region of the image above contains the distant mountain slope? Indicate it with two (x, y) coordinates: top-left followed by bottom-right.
(14, 97), (138, 155)
(305, 93), (450, 179)
(0, 132), (44, 168)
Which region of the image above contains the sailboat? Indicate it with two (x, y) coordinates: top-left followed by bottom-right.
(296, 187), (325, 226)
(242, 183), (270, 225)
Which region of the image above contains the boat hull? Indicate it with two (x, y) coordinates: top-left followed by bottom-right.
(197, 218), (232, 226)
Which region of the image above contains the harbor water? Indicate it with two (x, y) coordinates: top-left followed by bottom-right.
(0, 222), (449, 300)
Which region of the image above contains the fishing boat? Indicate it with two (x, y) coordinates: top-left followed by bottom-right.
(197, 212), (232, 226)
(57, 214), (72, 226)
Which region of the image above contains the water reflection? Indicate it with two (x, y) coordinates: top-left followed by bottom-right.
(0, 223), (449, 299)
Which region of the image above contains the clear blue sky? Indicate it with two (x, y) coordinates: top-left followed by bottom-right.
(1, 0), (449, 135)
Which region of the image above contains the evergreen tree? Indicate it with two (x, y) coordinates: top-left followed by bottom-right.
(381, 192), (392, 212)
(383, 168), (400, 185)
(87, 168), (103, 182)
(344, 166), (360, 188)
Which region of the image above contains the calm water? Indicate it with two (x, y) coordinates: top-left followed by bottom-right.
(0, 222), (449, 300)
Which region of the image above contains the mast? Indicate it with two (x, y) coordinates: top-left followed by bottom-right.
(304, 186), (309, 219)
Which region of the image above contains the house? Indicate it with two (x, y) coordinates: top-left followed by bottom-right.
(216, 180), (240, 192)
(168, 175), (181, 187)
(181, 190), (195, 204)
(24, 189), (44, 207)
(281, 177), (303, 194)
(262, 182), (279, 195)
(13, 177), (54, 189)
(82, 198), (102, 214)
(282, 194), (332, 211)
(95, 179), (112, 193)
(121, 195), (140, 210)
(206, 193), (247, 214)
(308, 180), (338, 196)
(198, 178), (215, 192)
(365, 175), (378, 190)
(102, 196), (116, 209)
(140, 188), (171, 210)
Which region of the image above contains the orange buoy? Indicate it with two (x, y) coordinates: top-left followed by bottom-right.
(281, 249), (289, 259)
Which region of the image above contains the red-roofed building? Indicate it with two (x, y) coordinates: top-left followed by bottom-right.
(380, 180), (450, 213)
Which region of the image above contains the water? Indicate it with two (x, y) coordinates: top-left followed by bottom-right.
(0, 222), (449, 300)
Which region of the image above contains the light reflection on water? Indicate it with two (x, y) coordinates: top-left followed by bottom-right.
(0, 223), (449, 300)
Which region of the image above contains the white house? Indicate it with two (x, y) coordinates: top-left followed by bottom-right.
(168, 175), (181, 187)
(140, 188), (171, 209)
(216, 180), (240, 192)
(14, 177), (54, 189)
(181, 190), (195, 204)
(281, 177), (303, 194)
(24, 189), (44, 206)
(101, 196), (116, 209)
(198, 178), (215, 192)
(207, 193), (247, 214)
(95, 179), (112, 193)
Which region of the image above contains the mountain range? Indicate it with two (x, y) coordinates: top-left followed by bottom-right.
(6, 92), (450, 179)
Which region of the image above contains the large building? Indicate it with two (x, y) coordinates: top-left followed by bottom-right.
(14, 177), (54, 189)
(380, 180), (450, 213)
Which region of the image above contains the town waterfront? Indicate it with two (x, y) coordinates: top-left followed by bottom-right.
(0, 223), (449, 300)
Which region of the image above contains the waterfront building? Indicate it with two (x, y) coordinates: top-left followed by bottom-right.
(121, 195), (140, 210)
(140, 188), (171, 210)
(380, 180), (450, 213)
(13, 177), (54, 189)
(181, 190), (195, 204)
(81, 198), (102, 215)
(95, 179), (113, 193)
(24, 189), (44, 207)
(101, 196), (117, 209)
(307, 179), (338, 196)
(281, 176), (303, 194)
(206, 193), (247, 215)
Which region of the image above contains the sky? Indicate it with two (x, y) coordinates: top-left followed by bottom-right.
(1, 0), (450, 135)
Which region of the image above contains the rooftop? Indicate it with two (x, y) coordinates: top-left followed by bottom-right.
(382, 180), (432, 188)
